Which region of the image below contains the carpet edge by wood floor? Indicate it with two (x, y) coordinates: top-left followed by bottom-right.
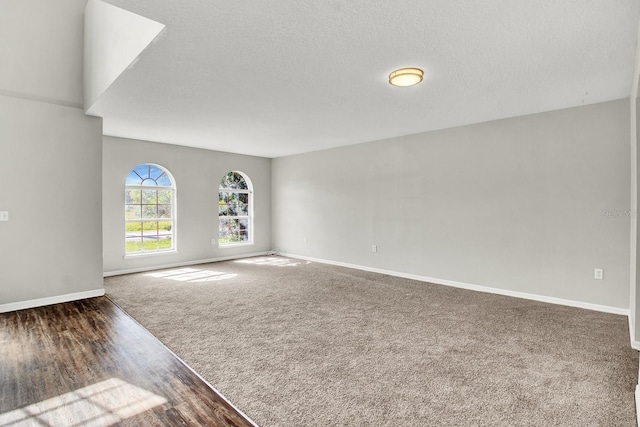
(104, 256), (639, 427)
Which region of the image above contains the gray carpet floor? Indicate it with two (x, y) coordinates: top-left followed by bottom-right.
(104, 256), (638, 426)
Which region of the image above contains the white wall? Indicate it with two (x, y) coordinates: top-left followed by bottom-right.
(0, 0), (104, 311)
(273, 100), (631, 310)
(0, 97), (103, 307)
(0, 0), (86, 108)
(103, 136), (272, 274)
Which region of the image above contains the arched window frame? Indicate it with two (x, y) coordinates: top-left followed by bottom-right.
(218, 171), (253, 247)
(124, 163), (176, 255)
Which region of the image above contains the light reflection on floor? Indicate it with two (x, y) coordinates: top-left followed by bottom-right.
(145, 268), (237, 282)
(0, 378), (167, 427)
(235, 257), (311, 267)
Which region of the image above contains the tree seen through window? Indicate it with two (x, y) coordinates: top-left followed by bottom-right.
(219, 171), (252, 245)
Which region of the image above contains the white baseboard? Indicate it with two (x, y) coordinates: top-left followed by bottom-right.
(103, 251), (270, 277)
(629, 316), (640, 350)
(0, 289), (105, 313)
(281, 253), (630, 316)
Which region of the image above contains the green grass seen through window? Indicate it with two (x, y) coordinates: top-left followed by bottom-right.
(126, 239), (173, 253)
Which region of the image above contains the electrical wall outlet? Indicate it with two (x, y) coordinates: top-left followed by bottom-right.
(372, 244), (377, 253)
(594, 268), (603, 280)
(0, 211), (8, 221)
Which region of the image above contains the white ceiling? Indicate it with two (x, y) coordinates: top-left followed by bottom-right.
(94, 0), (640, 158)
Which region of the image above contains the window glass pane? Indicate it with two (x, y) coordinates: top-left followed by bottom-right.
(221, 218), (238, 228)
(218, 172), (251, 246)
(219, 219), (230, 245)
(133, 165), (150, 180)
(125, 205), (141, 220)
(142, 190), (157, 204)
(219, 172), (248, 190)
(158, 236), (172, 250)
(125, 189), (141, 204)
(142, 205), (157, 219)
(156, 174), (172, 187)
(237, 176), (248, 190)
(219, 218), (237, 234)
(126, 170), (142, 186)
(126, 164), (175, 254)
(126, 237), (143, 252)
(219, 220), (244, 243)
(125, 222), (142, 237)
(142, 221), (158, 236)
(238, 203), (249, 215)
(158, 205), (172, 219)
(158, 190), (172, 204)
(158, 221), (172, 235)
(149, 165), (164, 180)
(142, 238), (159, 251)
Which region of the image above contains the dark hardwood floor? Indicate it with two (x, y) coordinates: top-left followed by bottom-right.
(0, 297), (256, 426)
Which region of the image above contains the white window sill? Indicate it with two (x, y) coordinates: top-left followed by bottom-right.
(218, 242), (255, 249)
(123, 250), (178, 260)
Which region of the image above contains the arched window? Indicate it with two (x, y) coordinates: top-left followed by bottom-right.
(125, 164), (176, 254)
(219, 171), (252, 246)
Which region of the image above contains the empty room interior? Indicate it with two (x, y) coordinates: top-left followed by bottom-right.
(4, 0), (640, 425)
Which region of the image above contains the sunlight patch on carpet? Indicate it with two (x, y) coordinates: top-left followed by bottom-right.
(145, 268), (236, 282)
(235, 257), (310, 267)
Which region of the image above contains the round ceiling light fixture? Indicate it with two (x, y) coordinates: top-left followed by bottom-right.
(388, 67), (424, 87)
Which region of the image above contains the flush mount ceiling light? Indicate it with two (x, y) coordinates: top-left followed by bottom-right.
(388, 68), (424, 87)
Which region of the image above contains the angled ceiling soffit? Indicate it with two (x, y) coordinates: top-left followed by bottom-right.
(83, 0), (165, 114)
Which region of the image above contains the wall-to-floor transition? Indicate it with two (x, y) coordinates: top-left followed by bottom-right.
(102, 136), (272, 275)
(273, 99), (631, 312)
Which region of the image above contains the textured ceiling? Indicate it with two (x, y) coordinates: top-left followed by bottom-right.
(94, 0), (640, 158)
